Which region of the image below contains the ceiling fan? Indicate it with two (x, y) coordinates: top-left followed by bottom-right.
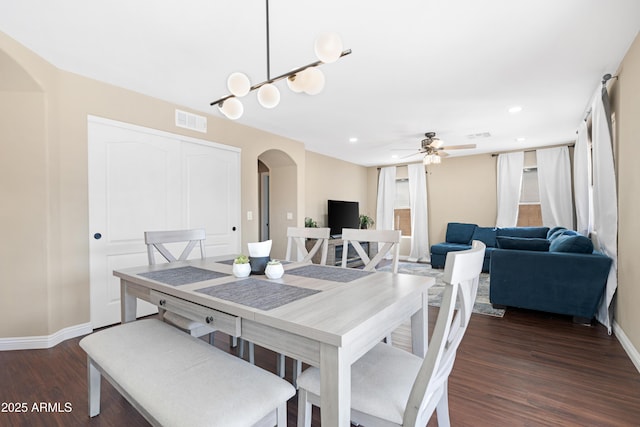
(403, 132), (477, 164)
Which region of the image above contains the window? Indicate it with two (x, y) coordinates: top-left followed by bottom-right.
(517, 166), (543, 226)
(394, 178), (411, 236)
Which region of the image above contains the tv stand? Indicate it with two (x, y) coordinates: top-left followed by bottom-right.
(307, 238), (377, 267)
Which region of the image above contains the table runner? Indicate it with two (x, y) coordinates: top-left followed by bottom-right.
(139, 266), (229, 286)
(196, 278), (320, 310)
(286, 264), (374, 283)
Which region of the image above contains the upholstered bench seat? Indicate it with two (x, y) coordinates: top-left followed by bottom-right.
(79, 318), (295, 427)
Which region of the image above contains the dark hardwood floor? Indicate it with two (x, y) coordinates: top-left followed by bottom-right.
(1, 307), (639, 426)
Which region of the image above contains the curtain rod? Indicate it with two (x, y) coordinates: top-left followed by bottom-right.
(579, 73), (618, 125)
(490, 142), (575, 157)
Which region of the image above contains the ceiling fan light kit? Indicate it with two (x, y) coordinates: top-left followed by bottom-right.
(415, 132), (476, 165)
(211, 0), (351, 120)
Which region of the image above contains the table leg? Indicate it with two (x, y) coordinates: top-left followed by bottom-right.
(411, 290), (428, 357)
(320, 343), (351, 427)
(120, 281), (137, 323)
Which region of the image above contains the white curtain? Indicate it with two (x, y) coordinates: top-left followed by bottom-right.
(573, 121), (592, 236)
(536, 146), (574, 229)
(496, 152), (524, 227)
(591, 86), (618, 333)
(407, 163), (429, 262)
(376, 166), (397, 231)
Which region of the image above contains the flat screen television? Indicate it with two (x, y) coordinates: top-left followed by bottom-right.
(327, 200), (360, 237)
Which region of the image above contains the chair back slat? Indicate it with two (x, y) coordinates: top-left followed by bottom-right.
(144, 229), (206, 265)
(340, 228), (401, 273)
(285, 227), (330, 264)
(403, 240), (486, 426)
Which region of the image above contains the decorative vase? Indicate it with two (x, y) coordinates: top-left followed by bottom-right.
(232, 262), (251, 278)
(265, 261), (284, 279)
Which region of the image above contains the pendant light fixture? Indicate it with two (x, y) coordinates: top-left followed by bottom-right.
(211, 0), (352, 119)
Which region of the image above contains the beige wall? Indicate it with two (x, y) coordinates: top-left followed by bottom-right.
(612, 33), (640, 357)
(304, 150), (370, 228)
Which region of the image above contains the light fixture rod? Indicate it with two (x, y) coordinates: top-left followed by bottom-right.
(210, 49), (352, 106)
(265, 0), (271, 81)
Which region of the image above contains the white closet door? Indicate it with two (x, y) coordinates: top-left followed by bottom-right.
(88, 116), (240, 328)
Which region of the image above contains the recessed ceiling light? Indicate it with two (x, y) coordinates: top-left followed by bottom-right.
(349, 137), (358, 143)
(391, 154), (399, 159)
(508, 106), (523, 114)
(516, 137), (526, 142)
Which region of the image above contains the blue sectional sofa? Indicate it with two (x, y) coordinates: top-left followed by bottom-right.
(430, 222), (613, 320)
(430, 222), (550, 272)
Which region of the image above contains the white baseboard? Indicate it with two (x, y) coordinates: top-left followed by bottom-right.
(0, 322), (93, 351)
(613, 320), (640, 374)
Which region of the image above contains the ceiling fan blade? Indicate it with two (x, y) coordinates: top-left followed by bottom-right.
(400, 151), (423, 159)
(438, 151), (450, 158)
(440, 144), (477, 150)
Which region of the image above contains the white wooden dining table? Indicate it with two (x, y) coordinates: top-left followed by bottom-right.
(114, 256), (434, 427)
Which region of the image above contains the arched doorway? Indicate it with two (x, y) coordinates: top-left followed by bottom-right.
(257, 149), (298, 259)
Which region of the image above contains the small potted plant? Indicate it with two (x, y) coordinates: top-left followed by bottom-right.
(264, 259), (284, 279)
(232, 254), (251, 278)
(305, 217), (318, 228)
(360, 214), (375, 229)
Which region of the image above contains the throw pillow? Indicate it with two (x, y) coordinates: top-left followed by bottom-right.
(496, 236), (550, 251)
(446, 222), (477, 244)
(549, 234), (594, 253)
(547, 226), (566, 240)
(548, 228), (579, 242)
(471, 226), (497, 247)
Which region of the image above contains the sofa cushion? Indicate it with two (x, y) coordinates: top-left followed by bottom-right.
(430, 242), (471, 255)
(497, 226), (550, 239)
(496, 236), (550, 251)
(471, 226), (497, 247)
(549, 229), (579, 242)
(547, 226), (566, 240)
(549, 234), (594, 254)
(446, 222), (477, 244)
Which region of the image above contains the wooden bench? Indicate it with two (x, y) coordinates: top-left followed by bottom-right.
(79, 319), (295, 427)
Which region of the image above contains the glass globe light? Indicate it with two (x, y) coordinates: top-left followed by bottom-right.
(431, 139), (444, 149)
(314, 32), (343, 63)
(219, 98), (243, 120)
(303, 68), (325, 95)
(227, 72), (251, 97)
(432, 155), (442, 164)
(257, 83), (280, 108)
(286, 72), (305, 93)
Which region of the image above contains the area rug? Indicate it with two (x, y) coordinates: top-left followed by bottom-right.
(378, 261), (505, 318)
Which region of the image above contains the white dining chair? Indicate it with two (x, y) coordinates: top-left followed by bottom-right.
(280, 226), (331, 386)
(144, 228), (216, 345)
(285, 226), (331, 265)
(297, 240), (486, 427)
(341, 228), (402, 273)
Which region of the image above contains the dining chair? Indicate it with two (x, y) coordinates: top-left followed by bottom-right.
(144, 228), (216, 345)
(297, 240), (486, 427)
(341, 228), (402, 273)
(285, 226), (331, 265)
(280, 226), (331, 386)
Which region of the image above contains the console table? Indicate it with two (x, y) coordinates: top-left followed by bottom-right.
(307, 238), (378, 266)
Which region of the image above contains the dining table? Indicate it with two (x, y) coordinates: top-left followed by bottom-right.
(113, 256), (434, 427)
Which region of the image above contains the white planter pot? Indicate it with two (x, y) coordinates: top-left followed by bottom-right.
(232, 262), (251, 278)
(265, 263), (284, 279)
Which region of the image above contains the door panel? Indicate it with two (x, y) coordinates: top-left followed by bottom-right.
(89, 116), (240, 328)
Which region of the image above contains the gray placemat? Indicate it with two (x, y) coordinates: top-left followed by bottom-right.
(195, 278), (320, 310)
(139, 266), (229, 286)
(217, 258), (293, 266)
(286, 264), (374, 282)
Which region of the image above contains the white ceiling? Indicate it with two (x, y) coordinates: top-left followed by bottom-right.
(1, 0), (639, 166)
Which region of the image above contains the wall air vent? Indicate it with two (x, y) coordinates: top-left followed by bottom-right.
(175, 109), (207, 133)
(466, 132), (491, 139)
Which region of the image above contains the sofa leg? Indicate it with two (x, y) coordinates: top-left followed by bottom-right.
(491, 304), (506, 310)
(573, 316), (592, 325)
